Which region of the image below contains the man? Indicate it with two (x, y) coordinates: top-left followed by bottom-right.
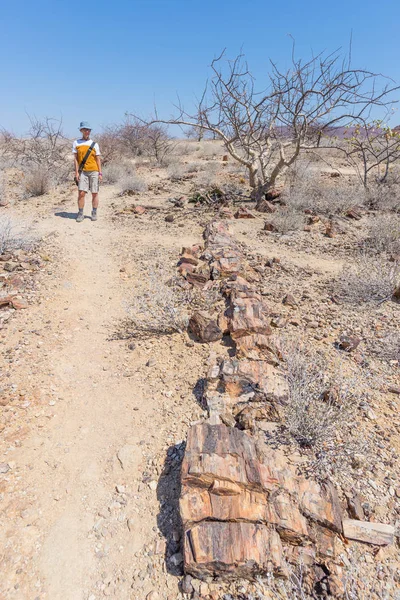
(72, 122), (102, 222)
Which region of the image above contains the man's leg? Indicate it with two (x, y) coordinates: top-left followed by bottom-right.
(77, 191), (86, 222)
(91, 171), (100, 221)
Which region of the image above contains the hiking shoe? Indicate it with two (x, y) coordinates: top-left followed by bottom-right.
(76, 212), (84, 223)
(91, 211), (98, 222)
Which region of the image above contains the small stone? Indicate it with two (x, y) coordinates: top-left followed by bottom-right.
(146, 358), (156, 367)
(116, 485), (126, 494)
(337, 335), (361, 352)
(148, 480), (157, 491)
(146, 592), (159, 600)
(165, 215), (174, 223)
(170, 552), (183, 566)
(282, 293), (297, 308)
(0, 463), (10, 473)
(181, 575), (194, 594)
(128, 342), (136, 351)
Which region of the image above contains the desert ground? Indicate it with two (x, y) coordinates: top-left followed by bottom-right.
(0, 138), (399, 600)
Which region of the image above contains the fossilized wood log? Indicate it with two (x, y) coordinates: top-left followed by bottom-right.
(189, 312), (223, 343)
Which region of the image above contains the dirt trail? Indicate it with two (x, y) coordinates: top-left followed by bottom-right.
(0, 190), (205, 600)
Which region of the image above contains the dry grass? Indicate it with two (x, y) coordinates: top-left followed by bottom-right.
(335, 256), (400, 303)
(363, 214), (400, 256)
(102, 160), (135, 184)
(118, 174), (147, 195)
(281, 340), (368, 478)
(0, 215), (35, 254)
(22, 166), (52, 197)
(121, 266), (192, 338)
(269, 207), (306, 233)
(283, 167), (364, 216)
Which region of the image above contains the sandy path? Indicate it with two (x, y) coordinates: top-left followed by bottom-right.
(0, 190), (204, 600)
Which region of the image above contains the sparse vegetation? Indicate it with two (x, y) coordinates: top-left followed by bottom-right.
(118, 174), (147, 195)
(121, 267), (192, 338)
(281, 340), (367, 478)
(335, 256), (400, 303)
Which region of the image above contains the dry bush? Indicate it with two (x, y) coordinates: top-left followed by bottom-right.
(118, 175), (147, 195)
(0, 215), (35, 254)
(102, 160), (135, 184)
(269, 208), (306, 233)
(335, 256), (400, 303)
(0, 175), (6, 204)
(96, 126), (121, 165)
(186, 162), (204, 173)
(369, 331), (400, 363)
(195, 162), (219, 187)
(281, 340), (367, 478)
(166, 163), (190, 181)
(22, 166), (52, 197)
(284, 167), (364, 216)
(363, 214), (400, 255)
(366, 181), (400, 212)
(122, 267), (192, 338)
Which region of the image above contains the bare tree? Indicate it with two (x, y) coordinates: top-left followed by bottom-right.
(133, 48), (398, 201)
(338, 120), (400, 188)
(1, 116), (68, 173)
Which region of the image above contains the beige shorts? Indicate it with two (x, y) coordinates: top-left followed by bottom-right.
(78, 170), (99, 193)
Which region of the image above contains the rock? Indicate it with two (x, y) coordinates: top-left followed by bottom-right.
(222, 155), (228, 162)
(132, 205), (146, 215)
(265, 187), (282, 200)
(263, 221), (278, 232)
(189, 312), (223, 343)
(148, 480), (157, 491)
(179, 253), (199, 266)
(117, 445), (141, 472)
(146, 592), (159, 600)
(165, 215), (175, 223)
(128, 342), (136, 351)
(146, 358), (156, 367)
(0, 462), (10, 473)
(255, 200), (277, 213)
(3, 262), (18, 272)
(336, 335), (361, 352)
(325, 222), (336, 238)
(343, 519), (395, 546)
(345, 206), (362, 220)
(282, 294), (297, 308)
(10, 298), (28, 310)
(170, 552), (183, 566)
(181, 575), (194, 594)
(345, 491), (364, 520)
(234, 206), (255, 219)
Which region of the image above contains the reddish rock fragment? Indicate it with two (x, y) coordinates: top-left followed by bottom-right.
(255, 200), (277, 214)
(336, 335), (360, 352)
(263, 222), (278, 232)
(234, 207), (255, 219)
(189, 312), (223, 343)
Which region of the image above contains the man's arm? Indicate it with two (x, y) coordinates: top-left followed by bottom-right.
(95, 155), (102, 180)
(74, 154), (80, 180)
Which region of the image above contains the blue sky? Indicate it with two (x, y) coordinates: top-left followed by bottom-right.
(1, 0), (399, 136)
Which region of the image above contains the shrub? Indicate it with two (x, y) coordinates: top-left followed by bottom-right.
(195, 162), (219, 187)
(281, 340), (366, 478)
(118, 175), (147, 195)
(0, 215), (35, 254)
(167, 163), (190, 181)
(122, 267), (192, 338)
(284, 167), (364, 216)
(335, 256), (400, 303)
(269, 207), (306, 233)
(363, 214), (400, 255)
(102, 160), (135, 184)
(22, 166), (52, 197)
